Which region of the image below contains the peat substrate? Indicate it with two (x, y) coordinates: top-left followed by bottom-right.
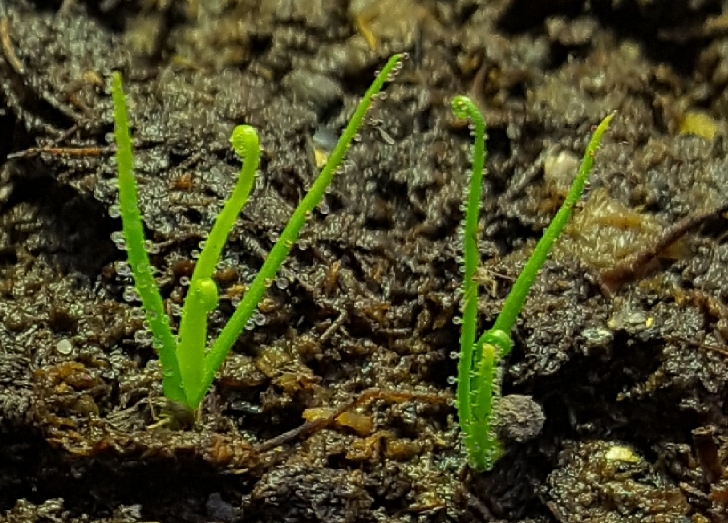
(1, 1), (728, 522)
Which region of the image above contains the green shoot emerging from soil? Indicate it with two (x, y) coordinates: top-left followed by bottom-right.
(111, 54), (403, 413)
(453, 95), (614, 471)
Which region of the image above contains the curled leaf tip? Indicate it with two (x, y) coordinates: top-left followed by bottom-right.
(479, 330), (512, 353)
(451, 95), (478, 121)
(192, 278), (219, 313)
(230, 125), (259, 160)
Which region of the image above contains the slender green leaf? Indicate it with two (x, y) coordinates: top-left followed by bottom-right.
(111, 72), (185, 404)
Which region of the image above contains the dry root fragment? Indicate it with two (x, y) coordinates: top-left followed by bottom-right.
(600, 203), (728, 294)
(255, 388), (449, 453)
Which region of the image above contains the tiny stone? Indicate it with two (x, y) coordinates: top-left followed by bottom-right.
(56, 339), (73, 355)
(494, 394), (545, 443)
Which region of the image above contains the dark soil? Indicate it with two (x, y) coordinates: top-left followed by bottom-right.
(1, 0), (728, 522)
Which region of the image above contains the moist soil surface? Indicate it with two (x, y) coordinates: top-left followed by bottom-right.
(1, 1), (728, 522)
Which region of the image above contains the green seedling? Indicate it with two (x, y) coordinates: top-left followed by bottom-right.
(111, 55), (403, 413)
(453, 95), (614, 471)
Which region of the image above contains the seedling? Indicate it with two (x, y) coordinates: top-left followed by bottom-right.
(111, 55), (403, 413)
(453, 95), (613, 470)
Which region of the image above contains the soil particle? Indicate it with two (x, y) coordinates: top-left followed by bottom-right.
(4, 498), (145, 522)
(545, 440), (690, 523)
(245, 464), (372, 523)
(494, 394), (545, 444)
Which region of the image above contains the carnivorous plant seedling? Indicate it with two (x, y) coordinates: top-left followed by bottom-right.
(111, 54), (403, 414)
(453, 95), (614, 470)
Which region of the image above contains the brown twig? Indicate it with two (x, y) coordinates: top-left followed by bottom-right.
(0, 14), (23, 75)
(666, 335), (728, 358)
(0, 7), (83, 132)
(600, 203), (728, 294)
(7, 145), (111, 159)
(670, 287), (728, 323)
(254, 388), (449, 453)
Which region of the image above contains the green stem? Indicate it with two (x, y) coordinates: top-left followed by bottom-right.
(111, 72), (185, 404)
(193, 126), (260, 280)
(176, 125), (259, 407)
(471, 341), (501, 468)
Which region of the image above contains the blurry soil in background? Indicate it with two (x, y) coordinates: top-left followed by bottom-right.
(1, 0), (728, 522)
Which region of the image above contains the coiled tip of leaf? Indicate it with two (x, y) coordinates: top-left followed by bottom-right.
(452, 94), (477, 119)
(192, 278), (219, 313)
(479, 329), (512, 356)
(230, 125), (260, 161)
(451, 95), (485, 133)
